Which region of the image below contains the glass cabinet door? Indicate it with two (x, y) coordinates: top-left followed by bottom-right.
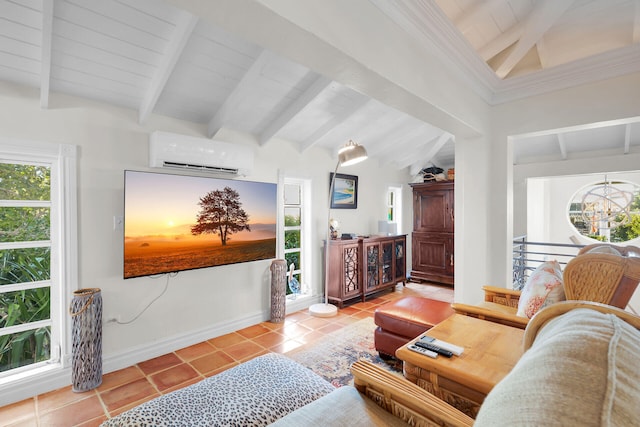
(366, 244), (379, 289)
(381, 241), (393, 284)
(395, 239), (405, 280)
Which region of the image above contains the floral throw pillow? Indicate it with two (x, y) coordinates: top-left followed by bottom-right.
(516, 260), (565, 318)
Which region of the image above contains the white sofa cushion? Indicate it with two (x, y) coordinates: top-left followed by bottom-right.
(268, 385), (409, 426)
(475, 308), (640, 426)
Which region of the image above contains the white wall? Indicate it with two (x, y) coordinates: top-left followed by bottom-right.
(514, 169), (640, 312)
(489, 72), (640, 292)
(530, 172), (640, 247)
(202, 0), (640, 310)
(0, 81), (411, 404)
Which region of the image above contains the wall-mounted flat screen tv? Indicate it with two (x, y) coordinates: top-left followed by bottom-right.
(123, 170), (277, 279)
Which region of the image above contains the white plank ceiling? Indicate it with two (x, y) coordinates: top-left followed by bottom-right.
(0, 0), (639, 172)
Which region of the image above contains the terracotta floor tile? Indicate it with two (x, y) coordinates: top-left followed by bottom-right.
(137, 353), (182, 376)
(352, 310), (373, 319)
(279, 322), (312, 338)
(204, 361), (240, 378)
(100, 377), (157, 413)
(105, 394), (159, 418)
(284, 311), (310, 322)
(4, 417), (37, 427)
(37, 386), (93, 414)
(238, 350), (269, 364)
(367, 296), (390, 305)
(98, 366), (144, 392)
(38, 395), (104, 427)
(350, 301), (377, 310)
(189, 350), (235, 375)
(208, 332), (246, 349)
(297, 330), (326, 344)
(298, 316), (332, 329)
(0, 398), (35, 425)
(161, 376), (202, 394)
(317, 322), (346, 334)
(236, 323), (271, 339)
(337, 306), (360, 315)
(251, 331), (287, 349)
(261, 320), (284, 330)
(77, 414), (108, 427)
(175, 341), (216, 361)
(272, 339), (304, 353)
(224, 340), (265, 360)
(150, 363), (200, 392)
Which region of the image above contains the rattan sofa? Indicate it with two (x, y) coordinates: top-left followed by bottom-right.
(346, 301), (640, 427)
(451, 243), (640, 329)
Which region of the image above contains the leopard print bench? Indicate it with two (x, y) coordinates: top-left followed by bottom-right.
(100, 353), (336, 426)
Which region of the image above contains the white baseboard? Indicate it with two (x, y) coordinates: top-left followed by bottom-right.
(0, 298), (320, 408)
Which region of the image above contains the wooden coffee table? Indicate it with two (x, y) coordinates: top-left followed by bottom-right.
(395, 314), (524, 418)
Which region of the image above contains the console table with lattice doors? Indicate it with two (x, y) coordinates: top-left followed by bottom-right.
(326, 235), (407, 307)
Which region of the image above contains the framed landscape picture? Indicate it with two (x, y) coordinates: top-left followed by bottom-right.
(330, 173), (358, 209)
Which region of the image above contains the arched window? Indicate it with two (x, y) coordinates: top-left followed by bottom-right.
(568, 178), (640, 242)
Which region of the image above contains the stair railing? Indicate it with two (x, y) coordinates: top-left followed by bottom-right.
(513, 236), (584, 290)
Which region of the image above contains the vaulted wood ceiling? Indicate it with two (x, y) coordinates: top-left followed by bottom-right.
(1, 0), (638, 171)
(373, 0), (640, 165)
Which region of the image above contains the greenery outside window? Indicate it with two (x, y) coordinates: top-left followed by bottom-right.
(0, 139), (77, 386)
(282, 178), (310, 297)
(1, 162), (53, 374)
(386, 186), (402, 233)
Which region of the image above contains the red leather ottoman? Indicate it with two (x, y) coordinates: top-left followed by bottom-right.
(374, 296), (454, 358)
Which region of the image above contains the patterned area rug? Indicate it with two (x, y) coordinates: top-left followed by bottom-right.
(287, 317), (402, 387)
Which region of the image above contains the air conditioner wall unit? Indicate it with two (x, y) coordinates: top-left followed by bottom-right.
(149, 131), (254, 176)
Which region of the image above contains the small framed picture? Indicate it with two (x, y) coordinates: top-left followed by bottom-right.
(330, 173), (358, 209)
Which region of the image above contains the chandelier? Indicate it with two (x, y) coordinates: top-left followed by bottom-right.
(580, 176), (634, 238)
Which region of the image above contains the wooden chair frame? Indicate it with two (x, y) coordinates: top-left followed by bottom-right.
(452, 244), (640, 329)
(351, 360), (474, 427)
(350, 302), (640, 426)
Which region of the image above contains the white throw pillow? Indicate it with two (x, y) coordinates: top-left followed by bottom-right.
(516, 260), (565, 318)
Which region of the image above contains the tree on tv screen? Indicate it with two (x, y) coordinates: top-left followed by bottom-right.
(191, 186), (251, 246)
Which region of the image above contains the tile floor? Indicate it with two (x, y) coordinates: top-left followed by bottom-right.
(0, 282), (453, 427)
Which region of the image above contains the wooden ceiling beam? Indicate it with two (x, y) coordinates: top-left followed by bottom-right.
(557, 133), (568, 159)
(40, 0), (54, 109)
(455, 0), (504, 32)
(208, 49), (276, 138)
(624, 124), (631, 154)
(390, 132), (452, 170)
(258, 74), (331, 146)
(536, 36), (549, 69)
(364, 116), (422, 155)
(139, 12), (197, 124)
(495, 0), (574, 79)
(478, 24), (524, 61)
(380, 135), (430, 168)
(298, 93), (370, 152)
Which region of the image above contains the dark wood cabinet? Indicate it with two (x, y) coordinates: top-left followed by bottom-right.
(410, 182), (454, 285)
(326, 235), (406, 307)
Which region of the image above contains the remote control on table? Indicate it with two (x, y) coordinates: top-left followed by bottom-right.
(419, 336), (464, 356)
(408, 344), (437, 358)
(414, 341), (454, 358)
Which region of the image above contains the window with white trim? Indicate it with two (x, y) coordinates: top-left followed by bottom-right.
(281, 177), (311, 298)
(0, 139), (76, 381)
(386, 186), (402, 233)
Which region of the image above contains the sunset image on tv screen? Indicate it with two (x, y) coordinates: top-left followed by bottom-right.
(123, 170), (277, 279)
